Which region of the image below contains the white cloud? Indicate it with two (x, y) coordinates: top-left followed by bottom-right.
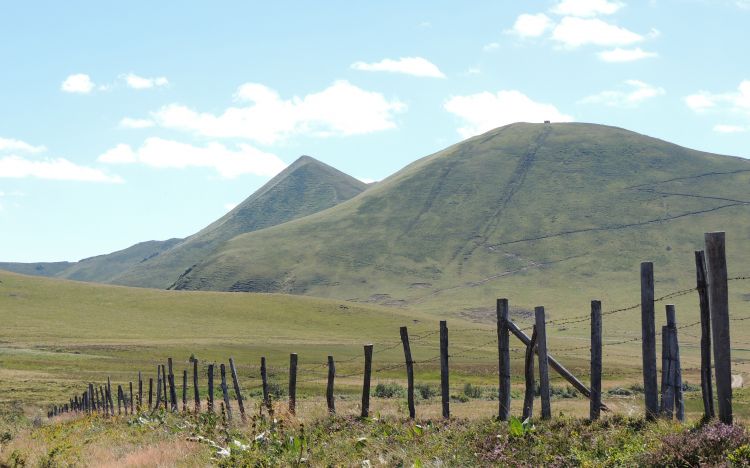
(98, 137), (287, 179)
(351, 57), (446, 78)
(483, 42), (500, 51)
(551, 0), (624, 17)
(444, 90), (573, 138)
(61, 74), (95, 94)
(0, 137), (46, 153)
(0, 155), (123, 183)
(510, 13), (553, 37)
(684, 80), (750, 115)
(713, 124), (747, 133)
(552, 17), (644, 47)
(123, 73), (169, 90)
(581, 79), (665, 107)
(119, 117), (155, 129)
(466, 67), (481, 75)
(149, 80), (405, 145)
(597, 47), (658, 62)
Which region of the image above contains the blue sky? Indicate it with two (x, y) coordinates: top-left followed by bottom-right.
(1, 0), (749, 262)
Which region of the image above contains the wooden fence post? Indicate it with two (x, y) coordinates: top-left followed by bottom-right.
(220, 363), (233, 422)
(138, 372), (143, 412)
(193, 358), (200, 413)
(695, 250), (715, 419)
(148, 377), (153, 410)
(168, 358), (177, 412)
(261, 357), (270, 411)
(326, 355), (336, 414)
(207, 364), (215, 413)
(229, 357), (246, 421)
(660, 326), (675, 419)
(155, 365), (163, 410)
(107, 377), (114, 416)
(497, 298), (511, 421)
(535, 306), (551, 420)
(522, 326), (538, 421)
(182, 370), (187, 412)
(129, 381), (134, 414)
(440, 320), (450, 419)
(641, 261), (659, 420)
(362, 344), (373, 418)
(289, 353), (298, 415)
(400, 326), (416, 419)
(161, 364), (168, 410)
(117, 385), (123, 415)
(666, 305), (684, 422)
(706, 231), (732, 425)
(590, 300), (602, 421)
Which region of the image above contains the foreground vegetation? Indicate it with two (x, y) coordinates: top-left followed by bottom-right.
(3, 398), (750, 467)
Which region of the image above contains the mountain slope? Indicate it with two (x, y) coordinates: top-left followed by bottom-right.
(107, 155), (367, 288)
(171, 122), (750, 317)
(0, 261), (73, 277)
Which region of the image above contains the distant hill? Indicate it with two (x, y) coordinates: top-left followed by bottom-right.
(0, 261), (73, 277)
(170, 122), (750, 317)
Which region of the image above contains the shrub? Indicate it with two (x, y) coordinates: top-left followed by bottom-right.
(415, 383), (437, 400)
(463, 383), (482, 399)
(645, 421), (750, 466)
(374, 382), (405, 398)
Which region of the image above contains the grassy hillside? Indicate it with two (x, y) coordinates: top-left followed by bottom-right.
(171, 123), (750, 322)
(108, 155), (367, 289)
(0, 261), (73, 277)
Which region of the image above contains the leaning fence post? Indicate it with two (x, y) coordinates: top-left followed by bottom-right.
(535, 306), (551, 420)
(193, 358), (200, 413)
(220, 364), (233, 422)
(440, 320), (450, 419)
(641, 261), (659, 420)
(289, 353), (298, 415)
(155, 365), (163, 410)
(695, 250), (715, 419)
(522, 326), (538, 420)
(229, 357), (246, 421)
(207, 364), (215, 413)
(400, 326), (416, 419)
(706, 231), (732, 425)
(497, 298), (511, 421)
(326, 355), (336, 414)
(590, 300), (602, 421)
(261, 357), (270, 411)
(361, 344), (373, 418)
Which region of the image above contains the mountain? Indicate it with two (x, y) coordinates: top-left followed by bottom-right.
(96, 155), (367, 288)
(170, 122), (750, 318)
(0, 261), (73, 277)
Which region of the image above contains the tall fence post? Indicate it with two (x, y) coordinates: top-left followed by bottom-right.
(326, 355), (336, 414)
(193, 358), (200, 413)
(362, 344), (373, 418)
(535, 306), (551, 420)
(229, 357), (246, 422)
(641, 261), (659, 420)
(155, 366), (163, 410)
(161, 364), (168, 409)
(207, 364), (215, 413)
(182, 370), (187, 412)
(661, 325), (675, 419)
(220, 363), (233, 422)
(129, 381), (134, 414)
(440, 320), (450, 419)
(137, 372), (143, 412)
(590, 300), (602, 421)
(522, 326), (537, 420)
(148, 377), (153, 410)
(289, 353), (298, 415)
(168, 358), (177, 412)
(706, 231), (732, 424)
(497, 298), (511, 421)
(400, 326), (416, 419)
(107, 377), (114, 416)
(695, 250), (715, 419)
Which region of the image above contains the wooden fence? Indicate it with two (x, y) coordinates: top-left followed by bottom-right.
(46, 232), (739, 425)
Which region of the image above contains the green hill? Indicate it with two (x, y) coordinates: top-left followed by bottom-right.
(171, 122), (750, 319)
(0, 261), (73, 277)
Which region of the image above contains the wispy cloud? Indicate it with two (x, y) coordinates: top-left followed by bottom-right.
(713, 124), (747, 133)
(98, 137), (287, 179)
(510, 13), (553, 38)
(551, 0), (624, 17)
(0, 155), (123, 183)
(551, 17), (644, 47)
(119, 117), (155, 129)
(581, 79), (665, 107)
(684, 80), (750, 115)
(351, 57), (446, 78)
(145, 80), (405, 145)
(122, 73), (169, 90)
(445, 90), (573, 138)
(0, 137), (46, 153)
(597, 47), (658, 62)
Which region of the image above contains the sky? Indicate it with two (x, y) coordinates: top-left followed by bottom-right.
(1, 0), (749, 262)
